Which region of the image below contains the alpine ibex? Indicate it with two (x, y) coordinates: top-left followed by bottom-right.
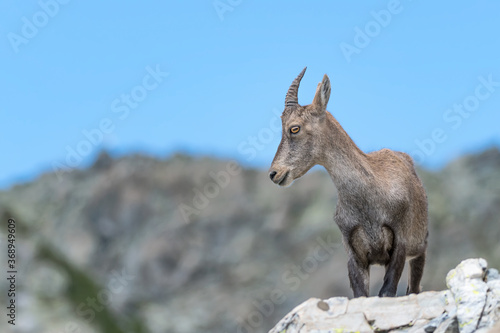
(269, 67), (428, 297)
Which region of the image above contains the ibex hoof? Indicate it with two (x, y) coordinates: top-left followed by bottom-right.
(379, 289), (397, 297)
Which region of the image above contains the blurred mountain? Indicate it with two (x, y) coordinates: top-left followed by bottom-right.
(0, 147), (499, 333)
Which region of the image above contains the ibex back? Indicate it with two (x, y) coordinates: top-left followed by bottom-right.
(269, 67), (428, 297)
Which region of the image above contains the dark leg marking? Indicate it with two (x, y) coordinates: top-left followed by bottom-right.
(379, 243), (406, 297)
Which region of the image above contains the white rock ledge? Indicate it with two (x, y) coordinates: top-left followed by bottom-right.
(269, 258), (500, 333)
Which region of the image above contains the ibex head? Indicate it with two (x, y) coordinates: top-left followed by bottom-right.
(269, 67), (331, 187)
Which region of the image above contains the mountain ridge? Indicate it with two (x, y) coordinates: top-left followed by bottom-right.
(0, 147), (499, 332)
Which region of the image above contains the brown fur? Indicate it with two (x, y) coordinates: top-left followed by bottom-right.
(269, 68), (428, 297)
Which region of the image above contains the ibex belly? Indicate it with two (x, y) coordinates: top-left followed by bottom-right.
(349, 225), (394, 266)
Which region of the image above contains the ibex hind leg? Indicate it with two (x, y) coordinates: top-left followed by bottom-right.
(406, 252), (425, 295)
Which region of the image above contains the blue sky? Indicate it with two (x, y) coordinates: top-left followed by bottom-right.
(1, 1), (499, 188)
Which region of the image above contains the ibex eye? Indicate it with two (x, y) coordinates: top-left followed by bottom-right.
(290, 126), (300, 134)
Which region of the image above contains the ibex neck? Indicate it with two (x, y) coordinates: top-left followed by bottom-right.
(321, 112), (373, 193)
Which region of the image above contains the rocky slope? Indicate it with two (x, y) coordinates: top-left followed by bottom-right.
(0, 147), (499, 332)
(269, 258), (500, 333)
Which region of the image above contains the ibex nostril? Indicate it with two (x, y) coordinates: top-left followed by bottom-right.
(269, 171), (277, 181)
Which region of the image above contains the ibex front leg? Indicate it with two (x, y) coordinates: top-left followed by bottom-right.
(379, 240), (406, 297)
(347, 257), (369, 298)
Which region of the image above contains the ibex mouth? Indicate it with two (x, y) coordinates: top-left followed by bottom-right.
(277, 171), (289, 186)
(269, 169), (290, 186)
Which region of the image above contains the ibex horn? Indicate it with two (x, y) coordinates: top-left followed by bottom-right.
(285, 67), (307, 107)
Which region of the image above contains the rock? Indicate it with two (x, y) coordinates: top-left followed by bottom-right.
(486, 268), (500, 322)
(434, 316), (458, 333)
(488, 322), (500, 333)
(269, 258), (500, 333)
(269, 297), (373, 333)
(269, 291), (452, 333)
(446, 260), (488, 333)
(360, 292), (449, 331)
(446, 259), (500, 333)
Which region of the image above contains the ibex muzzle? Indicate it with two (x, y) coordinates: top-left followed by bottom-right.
(269, 67), (429, 298)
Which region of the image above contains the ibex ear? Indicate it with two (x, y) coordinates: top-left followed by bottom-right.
(312, 74), (331, 112)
